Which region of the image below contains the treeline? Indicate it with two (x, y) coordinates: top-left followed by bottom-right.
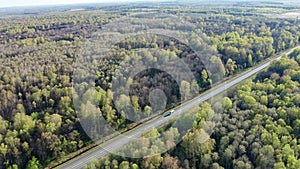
(197, 15), (300, 70)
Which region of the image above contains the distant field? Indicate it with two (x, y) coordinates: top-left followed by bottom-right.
(272, 11), (300, 18)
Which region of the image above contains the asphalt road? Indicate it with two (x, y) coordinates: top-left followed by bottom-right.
(57, 49), (293, 169)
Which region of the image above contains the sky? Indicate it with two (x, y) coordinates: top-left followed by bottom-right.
(0, 0), (162, 8)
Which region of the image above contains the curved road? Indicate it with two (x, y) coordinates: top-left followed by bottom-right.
(57, 49), (294, 169)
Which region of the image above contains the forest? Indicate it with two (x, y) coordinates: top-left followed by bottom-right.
(83, 48), (300, 169)
(0, 1), (300, 168)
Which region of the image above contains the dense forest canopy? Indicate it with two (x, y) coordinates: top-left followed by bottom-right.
(0, 1), (300, 168)
(85, 49), (300, 169)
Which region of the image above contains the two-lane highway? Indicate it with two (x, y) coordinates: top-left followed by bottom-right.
(57, 49), (295, 169)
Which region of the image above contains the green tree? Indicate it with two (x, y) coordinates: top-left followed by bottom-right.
(247, 54), (253, 67)
(223, 97), (233, 110)
(225, 58), (237, 75)
(209, 56), (226, 83)
(13, 113), (35, 135)
(274, 162), (286, 169)
(119, 161), (130, 169)
(26, 157), (41, 169)
(180, 80), (191, 100)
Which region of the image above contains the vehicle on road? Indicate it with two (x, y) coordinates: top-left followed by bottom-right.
(163, 110), (175, 117)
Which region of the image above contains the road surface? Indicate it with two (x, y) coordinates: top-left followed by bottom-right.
(57, 49), (294, 169)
